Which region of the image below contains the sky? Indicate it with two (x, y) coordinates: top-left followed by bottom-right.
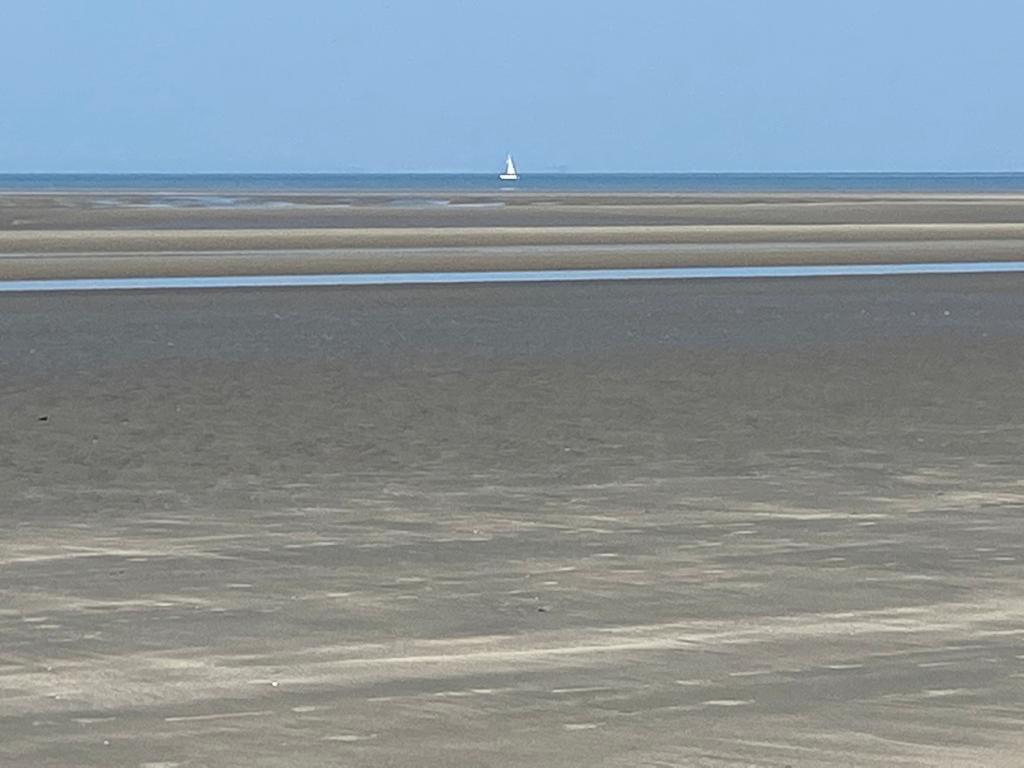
(2, 0), (1023, 173)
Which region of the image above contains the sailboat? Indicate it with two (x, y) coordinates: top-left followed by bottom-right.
(499, 153), (519, 181)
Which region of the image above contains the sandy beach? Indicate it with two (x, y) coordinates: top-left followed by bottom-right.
(6, 0), (1024, 763)
(3, 272), (1024, 766)
(3, 191), (1024, 278)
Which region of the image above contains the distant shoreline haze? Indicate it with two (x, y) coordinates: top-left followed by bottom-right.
(5, 173), (1024, 194)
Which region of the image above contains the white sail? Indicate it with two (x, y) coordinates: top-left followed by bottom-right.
(499, 153), (519, 180)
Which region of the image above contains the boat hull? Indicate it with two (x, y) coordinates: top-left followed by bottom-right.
(498, 174), (519, 181)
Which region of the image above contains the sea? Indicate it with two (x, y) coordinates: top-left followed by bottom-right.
(3, 173), (1024, 195)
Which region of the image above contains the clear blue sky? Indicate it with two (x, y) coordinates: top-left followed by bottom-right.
(2, 0), (1023, 173)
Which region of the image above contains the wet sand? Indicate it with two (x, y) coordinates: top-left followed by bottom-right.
(4, 192), (1024, 279)
(2, 276), (1024, 766)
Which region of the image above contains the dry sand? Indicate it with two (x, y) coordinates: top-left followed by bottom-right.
(2, 276), (1024, 766)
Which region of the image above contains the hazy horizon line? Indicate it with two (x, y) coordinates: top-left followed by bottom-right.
(3, 169), (1024, 177)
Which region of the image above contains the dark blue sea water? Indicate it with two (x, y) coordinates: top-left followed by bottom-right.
(4, 173), (1024, 194)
